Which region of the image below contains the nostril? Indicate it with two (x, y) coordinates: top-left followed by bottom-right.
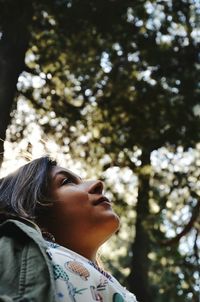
(89, 181), (104, 195)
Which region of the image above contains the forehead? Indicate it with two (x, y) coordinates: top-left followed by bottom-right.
(50, 166), (81, 180)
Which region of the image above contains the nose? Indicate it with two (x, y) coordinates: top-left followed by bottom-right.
(88, 180), (104, 195)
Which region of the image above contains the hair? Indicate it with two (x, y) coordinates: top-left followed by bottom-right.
(0, 156), (56, 225)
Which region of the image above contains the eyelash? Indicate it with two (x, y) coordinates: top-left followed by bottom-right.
(61, 177), (74, 185)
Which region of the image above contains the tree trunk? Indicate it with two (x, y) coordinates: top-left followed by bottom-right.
(0, 0), (33, 167)
(128, 149), (152, 302)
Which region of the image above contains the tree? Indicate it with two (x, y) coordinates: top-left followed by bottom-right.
(0, 0), (33, 165)
(0, 0), (200, 301)
(50, 1), (199, 300)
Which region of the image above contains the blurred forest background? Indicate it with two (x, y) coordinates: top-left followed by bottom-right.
(0, 0), (200, 301)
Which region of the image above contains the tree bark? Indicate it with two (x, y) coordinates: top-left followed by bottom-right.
(0, 0), (33, 167)
(128, 149), (152, 302)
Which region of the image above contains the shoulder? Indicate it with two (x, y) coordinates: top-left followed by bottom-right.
(0, 218), (42, 240)
(0, 218), (52, 273)
(0, 219), (56, 302)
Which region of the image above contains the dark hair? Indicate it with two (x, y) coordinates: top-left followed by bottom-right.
(0, 156), (56, 224)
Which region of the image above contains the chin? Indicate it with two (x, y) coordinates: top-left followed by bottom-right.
(106, 212), (120, 235)
(113, 214), (121, 232)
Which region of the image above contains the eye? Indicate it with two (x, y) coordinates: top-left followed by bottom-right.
(61, 177), (73, 186)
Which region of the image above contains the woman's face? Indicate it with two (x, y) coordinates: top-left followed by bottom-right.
(46, 165), (120, 246)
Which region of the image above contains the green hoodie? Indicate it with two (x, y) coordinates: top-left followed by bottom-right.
(0, 219), (56, 302)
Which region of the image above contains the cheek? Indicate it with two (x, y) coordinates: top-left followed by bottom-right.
(51, 190), (90, 220)
(53, 187), (89, 204)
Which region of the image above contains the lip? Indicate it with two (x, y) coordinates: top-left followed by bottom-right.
(93, 196), (111, 206)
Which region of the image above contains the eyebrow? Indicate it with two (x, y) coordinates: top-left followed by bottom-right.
(53, 170), (82, 181)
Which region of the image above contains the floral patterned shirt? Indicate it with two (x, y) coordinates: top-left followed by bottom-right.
(46, 241), (138, 302)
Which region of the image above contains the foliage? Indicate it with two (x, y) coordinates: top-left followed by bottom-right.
(0, 0), (200, 301)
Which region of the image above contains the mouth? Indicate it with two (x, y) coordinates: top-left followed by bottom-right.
(93, 196), (111, 206)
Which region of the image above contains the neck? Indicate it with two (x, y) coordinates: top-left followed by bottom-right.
(72, 246), (98, 262)
(55, 236), (99, 262)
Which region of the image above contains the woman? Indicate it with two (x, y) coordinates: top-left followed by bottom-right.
(0, 156), (137, 302)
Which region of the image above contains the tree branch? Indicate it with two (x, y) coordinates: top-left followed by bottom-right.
(160, 199), (200, 246)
